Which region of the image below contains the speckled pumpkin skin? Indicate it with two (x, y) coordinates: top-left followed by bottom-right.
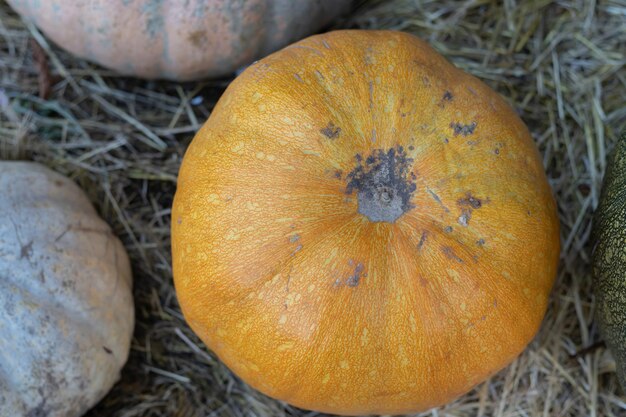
(6, 0), (351, 81)
(172, 30), (560, 415)
(0, 162), (134, 417)
(593, 132), (626, 390)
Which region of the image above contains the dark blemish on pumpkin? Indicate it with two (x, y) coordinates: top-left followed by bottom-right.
(346, 146), (417, 223)
(26, 398), (48, 417)
(31, 353), (94, 417)
(294, 73), (304, 83)
(355, 153), (362, 162)
(289, 234), (300, 243)
(494, 148), (500, 155)
(408, 145), (414, 151)
(443, 137), (450, 144)
(291, 245), (303, 256)
(187, 30), (208, 48)
(527, 210), (532, 216)
(177, 217), (182, 225)
(493, 299), (498, 307)
(444, 226), (453, 233)
(20, 240), (33, 260)
(438, 91), (454, 108)
(458, 210), (471, 227)
(78, 379), (88, 391)
(371, 129), (377, 143)
(419, 276), (428, 287)
(103, 346), (113, 355)
(427, 188), (450, 213)
(480, 315), (487, 321)
(422, 76), (431, 86)
(62, 280), (75, 290)
(442, 246), (464, 263)
(314, 70), (325, 80)
(320, 122), (341, 139)
(477, 238), (486, 246)
(450, 121), (477, 136)
(459, 194), (482, 209)
(364, 47), (374, 64)
(334, 170), (343, 179)
(346, 263), (365, 287)
(417, 231), (428, 250)
(54, 225), (111, 243)
(142, 0), (165, 39)
(368, 81), (374, 109)
(283, 266), (294, 301)
(467, 86), (478, 96)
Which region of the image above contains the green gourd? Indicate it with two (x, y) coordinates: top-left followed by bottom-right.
(593, 131), (626, 389)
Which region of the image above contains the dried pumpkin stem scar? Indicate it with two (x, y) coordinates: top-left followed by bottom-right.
(346, 145), (417, 223)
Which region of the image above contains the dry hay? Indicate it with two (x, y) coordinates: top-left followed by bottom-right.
(0, 0), (625, 416)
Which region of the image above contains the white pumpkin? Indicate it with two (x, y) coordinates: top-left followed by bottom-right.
(0, 162), (134, 417)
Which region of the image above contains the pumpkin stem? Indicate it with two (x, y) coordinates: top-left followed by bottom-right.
(346, 145), (416, 223)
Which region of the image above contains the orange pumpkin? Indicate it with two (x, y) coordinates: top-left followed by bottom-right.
(6, 0), (351, 81)
(172, 30), (560, 415)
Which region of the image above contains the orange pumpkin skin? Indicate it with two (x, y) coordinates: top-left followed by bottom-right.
(6, 0), (351, 81)
(172, 30), (560, 415)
